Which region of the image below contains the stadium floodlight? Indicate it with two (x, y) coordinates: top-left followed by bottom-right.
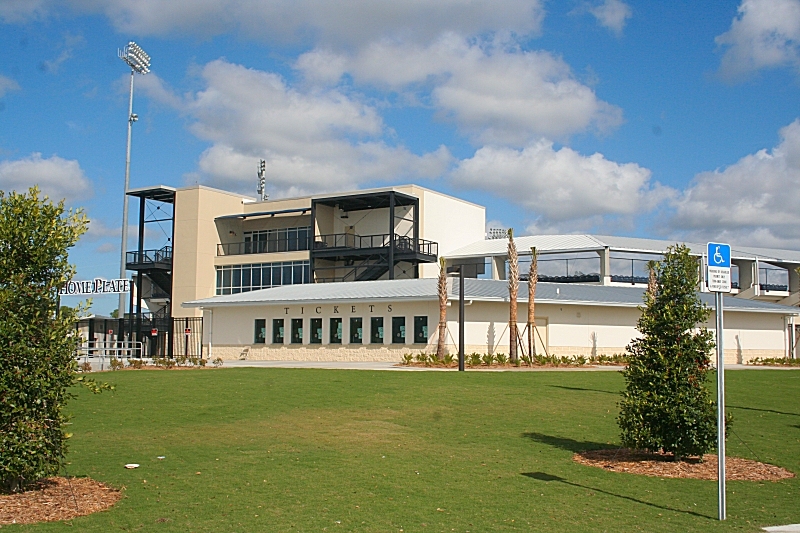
(117, 41), (151, 318)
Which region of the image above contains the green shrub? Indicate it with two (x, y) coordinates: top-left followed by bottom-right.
(0, 188), (110, 493)
(443, 353), (456, 366)
(127, 358), (144, 369)
(415, 353), (427, 364)
(748, 357), (800, 366)
(109, 357), (124, 371)
(481, 353), (495, 366)
(495, 353), (508, 365)
(468, 353), (481, 367)
(401, 353), (414, 365)
(618, 245), (721, 459)
(153, 357), (176, 369)
(78, 361), (93, 372)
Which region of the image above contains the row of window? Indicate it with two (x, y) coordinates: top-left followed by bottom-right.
(254, 316), (429, 345)
(216, 261), (311, 295)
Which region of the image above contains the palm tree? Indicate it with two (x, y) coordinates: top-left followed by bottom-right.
(508, 229), (519, 363)
(527, 246), (538, 362)
(436, 257), (448, 361)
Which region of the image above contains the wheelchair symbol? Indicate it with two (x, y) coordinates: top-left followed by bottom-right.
(712, 246), (725, 265)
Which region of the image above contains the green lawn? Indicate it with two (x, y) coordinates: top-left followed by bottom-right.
(10, 368), (800, 532)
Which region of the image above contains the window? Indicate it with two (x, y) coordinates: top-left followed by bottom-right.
(392, 316), (406, 344)
(350, 317), (363, 344)
(215, 260), (311, 294)
(413, 316), (428, 344)
(243, 227), (312, 254)
(310, 318), (322, 344)
(330, 317), (342, 344)
(272, 319), (284, 344)
(371, 317), (384, 344)
(254, 319), (266, 344)
(291, 318), (303, 344)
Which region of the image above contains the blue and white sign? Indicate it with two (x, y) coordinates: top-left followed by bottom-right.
(707, 242), (731, 293)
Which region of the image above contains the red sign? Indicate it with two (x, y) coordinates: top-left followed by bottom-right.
(151, 328), (158, 336)
(108, 329), (114, 335)
(184, 328), (192, 335)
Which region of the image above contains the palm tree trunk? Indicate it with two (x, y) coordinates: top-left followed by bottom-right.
(508, 229), (518, 363)
(528, 247), (538, 362)
(437, 257), (447, 360)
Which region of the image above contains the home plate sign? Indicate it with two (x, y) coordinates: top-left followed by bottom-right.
(707, 242), (731, 293)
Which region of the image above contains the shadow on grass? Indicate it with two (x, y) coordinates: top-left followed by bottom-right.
(548, 385), (619, 395)
(522, 432), (611, 453)
(728, 405), (800, 417)
(520, 472), (711, 520)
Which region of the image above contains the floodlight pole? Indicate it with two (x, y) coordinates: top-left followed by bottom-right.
(118, 69), (135, 318)
(716, 291), (726, 521)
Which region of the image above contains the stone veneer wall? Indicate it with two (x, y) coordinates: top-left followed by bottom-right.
(208, 343), (784, 363)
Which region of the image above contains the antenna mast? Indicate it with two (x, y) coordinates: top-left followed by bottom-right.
(256, 159), (268, 201)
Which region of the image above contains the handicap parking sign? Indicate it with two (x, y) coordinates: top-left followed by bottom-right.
(707, 242), (731, 292)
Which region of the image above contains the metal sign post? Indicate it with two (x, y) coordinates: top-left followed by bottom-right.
(707, 242), (731, 521)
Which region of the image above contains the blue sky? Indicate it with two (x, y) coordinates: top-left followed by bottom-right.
(2, 0), (800, 313)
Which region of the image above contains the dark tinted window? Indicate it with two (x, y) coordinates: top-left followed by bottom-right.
(392, 316), (406, 344)
(350, 317), (363, 344)
(254, 319), (266, 344)
(310, 318), (322, 344)
(330, 317), (342, 344)
(272, 318), (284, 344)
(413, 316), (428, 344)
(371, 317), (384, 344)
(291, 318), (303, 344)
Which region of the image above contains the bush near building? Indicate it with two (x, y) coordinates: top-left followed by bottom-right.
(618, 244), (721, 459)
(0, 187), (107, 493)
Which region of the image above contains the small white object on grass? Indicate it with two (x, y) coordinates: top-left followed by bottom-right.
(124, 463), (139, 469)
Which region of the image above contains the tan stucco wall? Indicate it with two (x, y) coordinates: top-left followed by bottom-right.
(172, 186), (249, 317)
(199, 298), (791, 363)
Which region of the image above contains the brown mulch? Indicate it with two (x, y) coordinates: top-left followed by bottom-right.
(0, 477), (122, 525)
(574, 448), (794, 481)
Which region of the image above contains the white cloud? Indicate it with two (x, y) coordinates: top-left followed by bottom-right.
(178, 59), (451, 196)
(715, 0), (800, 81)
(297, 35), (622, 145)
(590, 0), (632, 36)
(7, 0), (544, 47)
(452, 140), (671, 232)
(0, 153), (92, 203)
(0, 75), (20, 98)
(0, 0), (48, 23)
(39, 33), (85, 74)
(670, 119), (800, 248)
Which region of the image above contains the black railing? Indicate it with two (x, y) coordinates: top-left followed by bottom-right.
(126, 247), (172, 267)
(313, 233), (437, 256)
(218, 236), (311, 256)
(760, 283), (788, 292)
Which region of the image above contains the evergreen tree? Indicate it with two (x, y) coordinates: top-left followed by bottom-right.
(618, 244), (721, 459)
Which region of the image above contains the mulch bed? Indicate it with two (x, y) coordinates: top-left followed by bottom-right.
(574, 448), (794, 481)
(0, 477), (122, 525)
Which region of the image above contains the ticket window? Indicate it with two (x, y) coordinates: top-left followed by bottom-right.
(371, 317), (384, 344)
(310, 318), (323, 344)
(291, 318), (303, 344)
(272, 318), (284, 344)
(392, 316), (406, 344)
(350, 317), (363, 344)
(413, 316), (428, 344)
(254, 319), (266, 344)
(330, 317), (343, 344)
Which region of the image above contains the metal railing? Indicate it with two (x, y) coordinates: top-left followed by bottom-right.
(126, 246), (172, 267)
(217, 236), (312, 256)
(76, 341), (143, 359)
(313, 233), (437, 256)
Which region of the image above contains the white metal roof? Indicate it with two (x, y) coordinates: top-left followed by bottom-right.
(446, 234), (800, 264)
(183, 278), (798, 314)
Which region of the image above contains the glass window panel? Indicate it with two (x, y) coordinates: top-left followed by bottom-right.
(303, 263), (310, 284)
(330, 317), (342, 344)
(272, 265), (282, 286)
(392, 316), (405, 344)
(232, 268), (241, 288)
(310, 318), (322, 344)
(222, 268), (231, 289)
(251, 266), (261, 288)
(254, 319), (266, 344)
(293, 264), (303, 285)
(371, 317), (384, 344)
(283, 265), (292, 285)
(350, 317), (363, 344)
(291, 318), (303, 344)
(272, 319), (284, 344)
(414, 316), (428, 344)
(241, 266), (251, 289)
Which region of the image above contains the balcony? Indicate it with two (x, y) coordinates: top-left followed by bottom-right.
(313, 233), (437, 258)
(126, 247), (172, 270)
(218, 236), (311, 256)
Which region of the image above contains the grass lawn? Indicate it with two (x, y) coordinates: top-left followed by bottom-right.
(9, 368), (800, 532)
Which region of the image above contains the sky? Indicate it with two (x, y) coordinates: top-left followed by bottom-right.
(2, 0), (800, 313)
